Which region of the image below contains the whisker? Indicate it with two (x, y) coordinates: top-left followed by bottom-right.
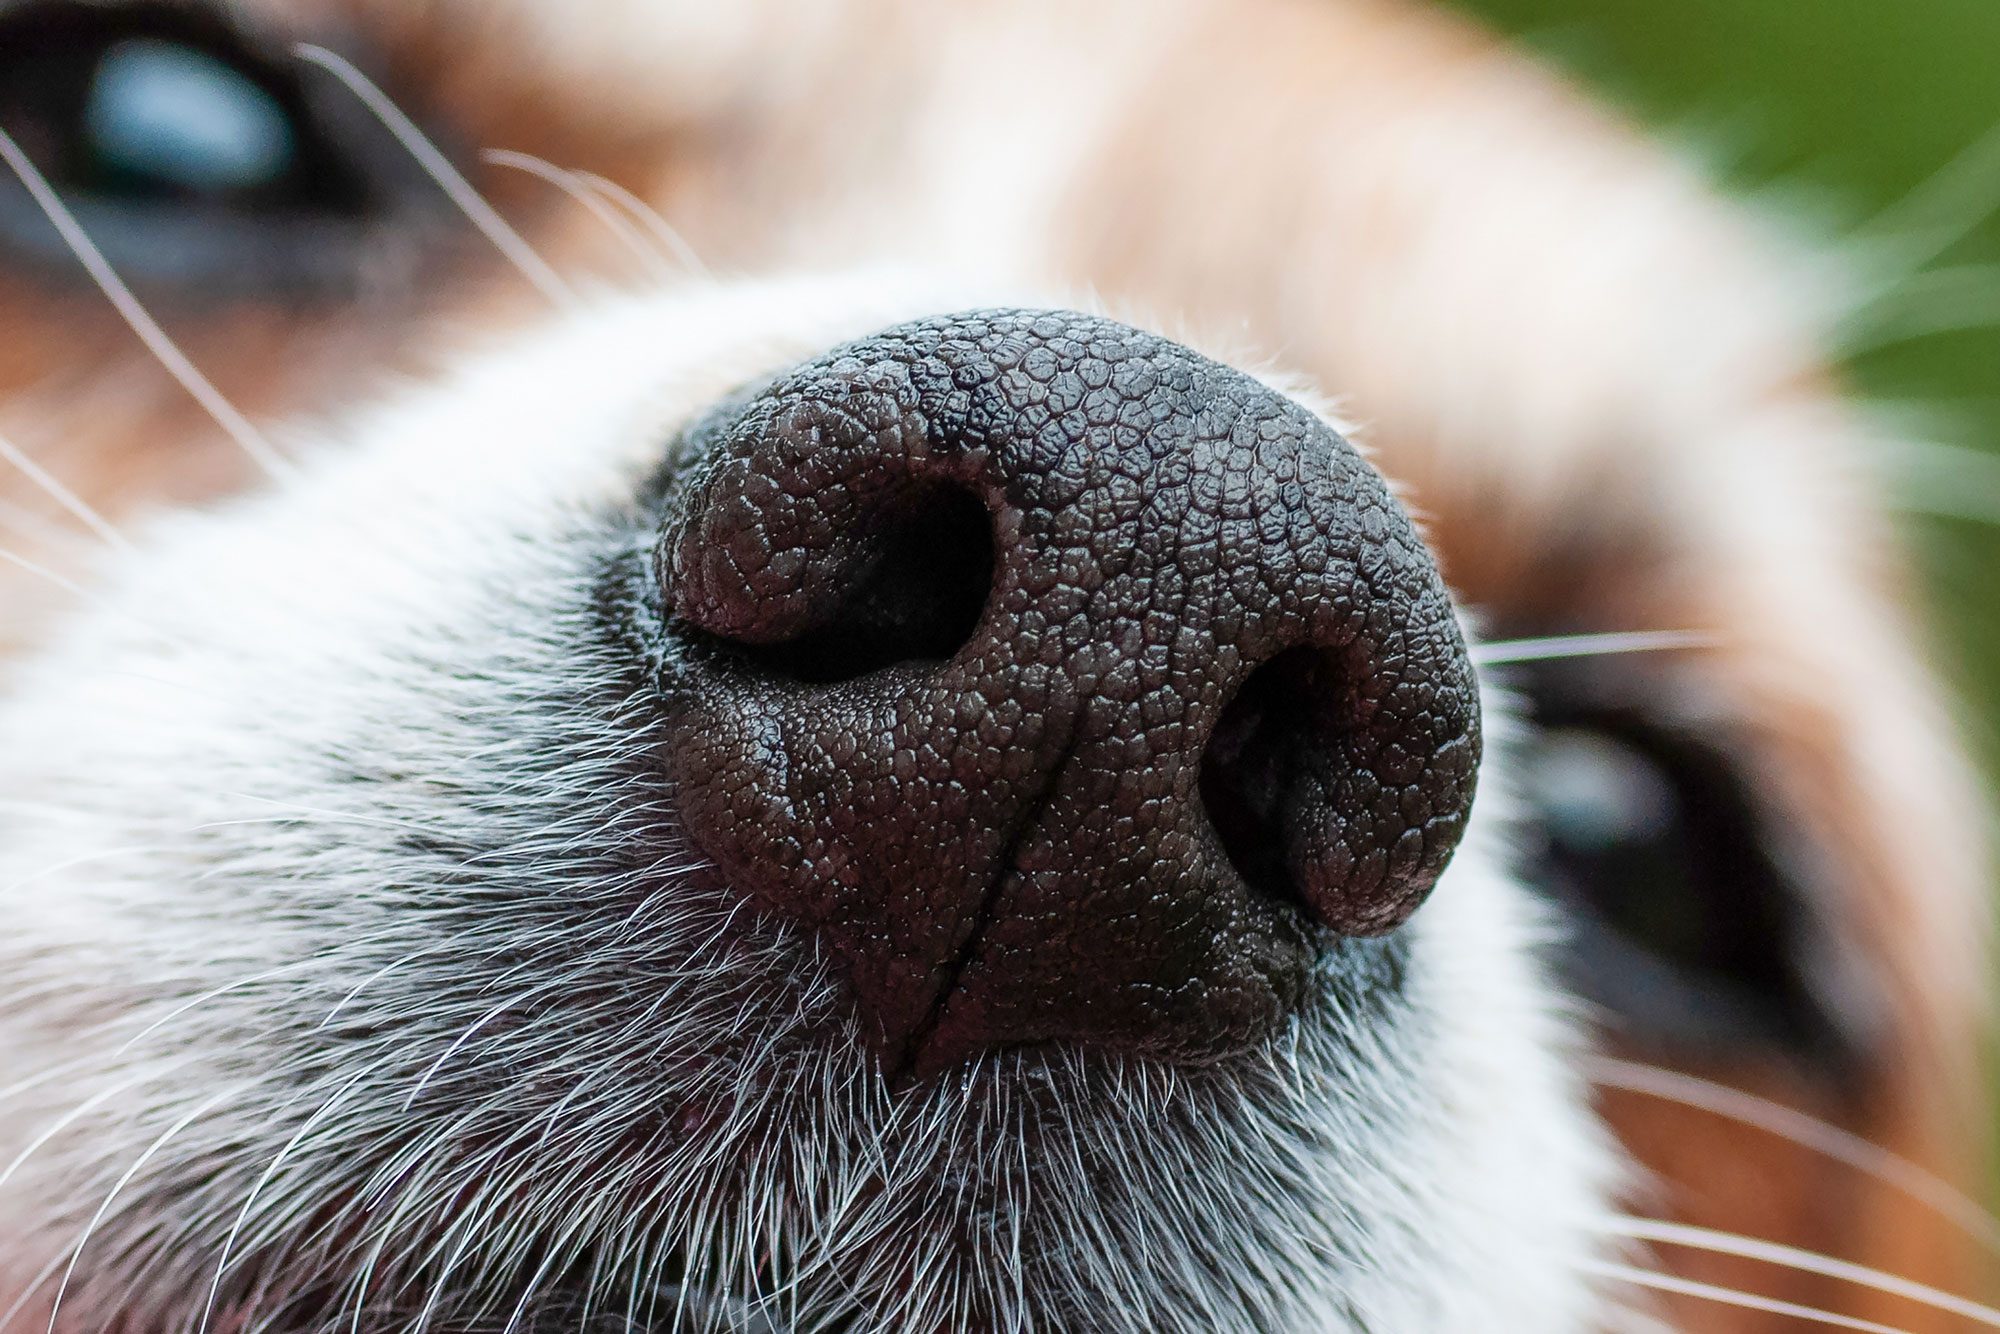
(1586, 1056), (2000, 1254)
(0, 543), (93, 602)
(44, 1085), (245, 1334)
(0, 130), (294, 482)
(483, 150), (673, 281)
(0, 434), (131, 553)
(113, 958), (339, 1064)
(0, 1057), (196, 1196)
(398, 977), (567, 1113)
(1578, 1258), (1912, 1334)
(1598, 1217), (2000, 1327)
(0, 1250), (70, 1334)
(0, 1080), (186, 1328)
(293, 45), (576, 308)
(0, 1047), (135, 1117)
(0, 491), (90, 556)
(316, 936), (470, 1034)
(0, 544), (197, 650)
(572, 170), (711, 277)
(196, 1063), (383, 1334)
(1472, 629), (1717, 666)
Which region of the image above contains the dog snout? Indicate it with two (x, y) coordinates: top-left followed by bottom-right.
(651, 309), (1479, 1074)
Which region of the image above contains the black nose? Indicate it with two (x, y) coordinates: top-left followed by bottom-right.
(652, 310), (1479, 1075)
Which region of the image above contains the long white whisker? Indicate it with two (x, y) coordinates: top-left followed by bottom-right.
(0, 1251), (70, 1334)
(572, 170), (711, 277)
(45, 1085), (244, 1334)
(1586, 1055), (2000, 1254)
(0, 491), (89, 557)
(0, 542), (200, 654)
(113, 959), (334, 1063)
(398, 978), (566, 1113)
(0, 1065), (229, 1323)
(1598, 1216), (2000, 1327)
(0, 544), (92, 602)
(1472, 629), (1717, 666)
(293, 45), (576, 308)
(0, 435), (132, 553)
(0, 1061), (192, 1196)
(317, 939), (462, 1033)
(0, 130), (293, 481)
(196, 1065), (380, 1334)
(483, 150), (673, 280)
(0, 544), (201, 660)
(1578, 1259), (1911, 1334)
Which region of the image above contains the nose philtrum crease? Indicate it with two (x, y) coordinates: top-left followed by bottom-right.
(894, 723), (1084, 1078)
(649, 309), (1480, 1074)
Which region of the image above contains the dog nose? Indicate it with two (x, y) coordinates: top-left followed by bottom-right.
(653, 310), (1479, 1074)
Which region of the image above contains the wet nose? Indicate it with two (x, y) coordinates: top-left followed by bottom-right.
(653, 309), (1479, 1075)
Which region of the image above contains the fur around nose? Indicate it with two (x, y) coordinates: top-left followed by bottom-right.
(653, 309), (1479, 1074)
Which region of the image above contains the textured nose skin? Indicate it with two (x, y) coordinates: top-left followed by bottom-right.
(653, 310), (1479, 1073)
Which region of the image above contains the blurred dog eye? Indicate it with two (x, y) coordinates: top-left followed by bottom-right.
(1514, 668), (1855, 1068)
(0, 1), (442, 295)
(1528, 729), (1688, 930)
(84, 39), (300, 200)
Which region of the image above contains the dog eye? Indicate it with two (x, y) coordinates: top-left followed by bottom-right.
(1513, 672), (1853, 1066)
(80, 39), (300, 199)
(0, 1), (435, 295)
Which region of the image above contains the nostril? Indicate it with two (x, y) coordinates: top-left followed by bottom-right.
(654, 308), (1479, 1066)
(1200, 646), (1342, 921)
(732, 483), (994, 685)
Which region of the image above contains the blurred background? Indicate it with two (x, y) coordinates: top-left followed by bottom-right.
(1444, 0), (2000, 773)
(1445, 0), (2000, 1188)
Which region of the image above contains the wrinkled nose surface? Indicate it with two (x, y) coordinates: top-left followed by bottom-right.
(653, 310), (1479, 1074)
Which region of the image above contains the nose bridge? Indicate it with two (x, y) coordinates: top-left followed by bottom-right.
(653, 309), (1479, 1074)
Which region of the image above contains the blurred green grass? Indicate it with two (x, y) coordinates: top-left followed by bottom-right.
(1444, 0), (2000, 774)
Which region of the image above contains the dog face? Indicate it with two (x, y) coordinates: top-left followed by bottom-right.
(0, 1), (1986, 1330)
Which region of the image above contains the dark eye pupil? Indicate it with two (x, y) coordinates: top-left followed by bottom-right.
(1514, 689), (1849, 1064)
(84, 38), (297, 199)
(1528, 728), (1702, 943)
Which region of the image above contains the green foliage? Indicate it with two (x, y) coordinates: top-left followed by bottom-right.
(1447, 0), (2000, 771)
